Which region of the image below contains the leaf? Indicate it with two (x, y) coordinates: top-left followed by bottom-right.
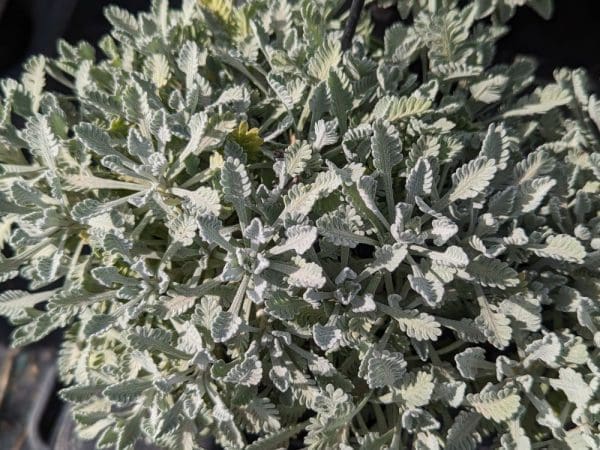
(384, 22), (417, 62)
(307, 37), (341, 81)
(238, 397), (281, 434)
(211, 311), (242, 343)
(105, 5), (139, 35)
(145, 54), (171, 88)
(393, 309), (442, 341)
(588, 94), (600, 132)
(312, 323), (341, 351)
(467, 388), (520, 423)
(371, 119), (403, 175)
(479, 123), (511, 171)
(60, 384), (106, 403)
(514, 176), (556, 213)
(549, 368), (593, 405)
(223, 355), (263, 386)
(523, 333), (563, 369)
(178, 40), (205, 89)
(91, 266), (135, 287)
(408, 275), (444, 307)
(117, 410), (142, 450)
(197, 214), (236, 253)
(528, 0), (553, 19)
(428, 246), (469, 268)
(269, 365), (291, 393)
(36, 252), (62, 282)
(455, 347), (493, 380)
(470, 75), (508, 103)
(221, 157), (251, 223)
(371, 118), (402, 214)
(316, 209), (373, 248)
(371, 244), (408, 273)
(529, 234), (586, 263)
(71, 199), (105, 223)
(10, 181), (50, 207)
(268, 74), (296, 111)
(465, 256), (519, 289)
(157, 294), (197, 319)
(307, 81), (329, 126)
(84, 314), (115, 337)
(128, 327), (191, 360)
(264, 291), (303, 321)
(268, 225), (317, 255)
(475, 294), (512, 350)
(502, 84), (571, 117)
(22, 56), (45, 110)
(286, 259), (326, 289)
(448, 157), (497, 203)
(312, 119), (338, 150)
(514, 149), (555, 183)
(380, 96), (431, 121)
(499, 292), (542, 332)
(488, 186), (517, 216)
(406, 157), (433, 203)
(432, 63), (483, 80)
(430, 218), (458, 246)
(445, 411), (482, 450)
(366, 350), (407, 388)
(24, 114), (62, 170)
(381, 371), (435, 409)
(328, 69), (352, 134)
(103, 379), (153, 403)
(283, 141), (312, 178)
(281, 184), (319, 222)
(438, 318), (486, 343)
(0, 290), (50, 320)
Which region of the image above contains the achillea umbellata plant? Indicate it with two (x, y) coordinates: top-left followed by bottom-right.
(0, 0), (599, 448)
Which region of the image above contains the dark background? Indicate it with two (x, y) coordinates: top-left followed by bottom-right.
(0, 0), (599, 448)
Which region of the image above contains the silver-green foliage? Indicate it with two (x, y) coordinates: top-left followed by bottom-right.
(0, 0), (599, 449)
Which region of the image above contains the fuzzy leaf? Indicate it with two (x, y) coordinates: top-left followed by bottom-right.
(269, 225), (317, 255)
(366, 350), (407, 388)
(448, 157), (497, 203)
(465, 256), (519, 289)
(406, 157), (433, 203)
(283, 141), (312, 178)
(467, 388), (520, 423)
(0, 290), (50, 320)
(408, 275), (444, 307)
(128, 327), (191, 360)
(223, 355), (263, 386)
(393, 309), (442, 341)
(529, 234), (586, 263)
(549, 368), (593, 405)
(287, 259), (326, 289)
(211, 311), (242, 343)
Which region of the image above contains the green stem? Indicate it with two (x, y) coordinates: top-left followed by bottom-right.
(372, 403), (388, 434)
(340, 246), (350, 268)
(228, 274), (249, 315)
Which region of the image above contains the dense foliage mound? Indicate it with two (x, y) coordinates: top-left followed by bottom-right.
(0, 0), (598, 448)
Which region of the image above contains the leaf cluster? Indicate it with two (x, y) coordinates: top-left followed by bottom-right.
(0, 0), (598, 449)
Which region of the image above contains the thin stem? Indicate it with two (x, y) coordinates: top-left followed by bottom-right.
(372, 403), (388, 433)
(340, 246), (350, 268)
(228, 274), (250, 315)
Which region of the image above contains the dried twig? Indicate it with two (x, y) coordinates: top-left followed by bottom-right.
(341, 0), (365, 51)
